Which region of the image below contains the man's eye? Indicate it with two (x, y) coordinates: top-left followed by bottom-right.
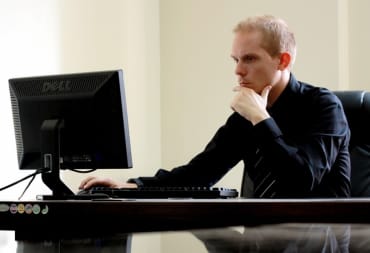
(245, 56), (256, 62)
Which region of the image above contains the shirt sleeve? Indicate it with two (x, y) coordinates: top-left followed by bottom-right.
(127, 113), (253, 187)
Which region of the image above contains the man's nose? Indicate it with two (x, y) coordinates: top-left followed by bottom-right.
(235, 62), (246, 76)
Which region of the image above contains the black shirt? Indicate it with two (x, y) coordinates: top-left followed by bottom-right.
(130, 74), (351, 198)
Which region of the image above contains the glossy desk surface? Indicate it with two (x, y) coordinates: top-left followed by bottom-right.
(1, 198), (370, 240)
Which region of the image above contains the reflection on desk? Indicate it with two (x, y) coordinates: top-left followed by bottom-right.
(11, 223), (370, 253)
(2, 198), (370, 240)
(2, 198), (370, 252)
(193, 224), (351, 253)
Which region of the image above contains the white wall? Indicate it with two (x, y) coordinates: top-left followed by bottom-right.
(0, 1), (59, 251)
(0, 0), (162, 198)
(0, 0), (161, 252)
(0, 1), (59, 200)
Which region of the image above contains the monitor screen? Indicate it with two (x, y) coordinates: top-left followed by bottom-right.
(8, 69), (132, 198)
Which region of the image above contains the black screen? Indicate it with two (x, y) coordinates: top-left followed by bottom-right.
(8, 69), (132, 198)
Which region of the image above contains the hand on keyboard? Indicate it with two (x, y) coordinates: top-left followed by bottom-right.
(79, 176), (137, 190)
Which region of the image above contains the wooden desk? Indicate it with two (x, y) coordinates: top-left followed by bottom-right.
(1, 198), (370, 240)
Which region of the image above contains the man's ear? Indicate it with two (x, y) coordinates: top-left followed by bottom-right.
(278, 52), (291, 70)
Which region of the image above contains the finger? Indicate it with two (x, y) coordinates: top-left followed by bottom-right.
(79, 176), (95, 189)
(232, 86), (241, 92)
(230, 95), (238, 112)
(261, 85), (272, 100)
(126, 183), (138, 188)
(83, 178), (100, 189)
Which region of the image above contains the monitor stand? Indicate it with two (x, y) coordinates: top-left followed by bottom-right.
(37, 119), (111, 200)
(38, 119), (75, 200)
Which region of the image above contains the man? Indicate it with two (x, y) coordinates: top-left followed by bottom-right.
(80, 15), (351, 198)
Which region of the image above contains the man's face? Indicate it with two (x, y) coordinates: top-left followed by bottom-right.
(231, 30), (281, 94)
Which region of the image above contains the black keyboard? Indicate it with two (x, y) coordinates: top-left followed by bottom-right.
(77, 186), (239, 199)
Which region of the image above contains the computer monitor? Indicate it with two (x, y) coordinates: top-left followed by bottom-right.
(8, 69), (132, 199)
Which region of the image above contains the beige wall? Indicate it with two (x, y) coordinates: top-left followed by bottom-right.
(159, 0), (352, 192)
(348, 0), (370, 89)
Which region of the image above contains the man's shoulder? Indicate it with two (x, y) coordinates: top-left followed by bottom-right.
(294, 79), (339, 105)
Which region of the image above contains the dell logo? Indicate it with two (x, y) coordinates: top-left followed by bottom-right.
(42, 81), (72, 92)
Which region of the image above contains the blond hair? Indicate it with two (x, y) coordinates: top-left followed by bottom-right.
(234, 15), (296, 68)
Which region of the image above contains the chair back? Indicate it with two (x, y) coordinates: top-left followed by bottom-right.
(334, 90), (370, 197)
